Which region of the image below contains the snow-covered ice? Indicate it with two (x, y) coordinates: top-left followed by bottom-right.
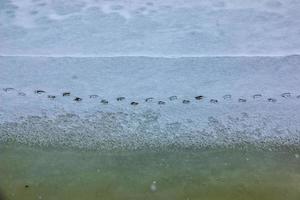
(1, 0), (300, 150)
(1, 0), (300, 56)
(0, 55), (300, 150)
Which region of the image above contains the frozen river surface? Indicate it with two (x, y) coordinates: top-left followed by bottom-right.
(0, 55), (300, 150)
(1, 1), (300, 199)
(1, 0), (300, 56)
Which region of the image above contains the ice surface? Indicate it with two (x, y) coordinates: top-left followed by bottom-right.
(1, 0), (300, 150)
(1, 0), (300, 55)
(0, 55), (300, 150)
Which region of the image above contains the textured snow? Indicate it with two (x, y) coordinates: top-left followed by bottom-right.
(1, 0), (300, 150)
(1, 0), (300, 55)
(0, 55), (300, 150)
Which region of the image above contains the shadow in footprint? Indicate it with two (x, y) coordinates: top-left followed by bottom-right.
(195, 95), (204, 100)
(74, 97), (82, 102)
(117, 97), (125, 101)
(63, 92), (71, 96)
(169, 96), (177, 101)
(253, 94), (262, 99)
(18, 92), (26, 96)
(48, 95), (56, 100)
(35, 90), (46, 94)
(182, 100), (190, 104)
(210, 99), (218, 104)
(268, 98), (277, 103)
(131, 102), (139, 106)
(101, 99), (108, 104)
(145, 97), (154, 102)
(89, 95), (99, 99)
(3, 88), (14, 92)
(158, 101), (166, 105)
(281, 93), (291, 98)
(239, 98), (247, 103)
(223, 95), (231, 100)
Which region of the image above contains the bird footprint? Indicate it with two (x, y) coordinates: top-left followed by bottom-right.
(210, 99), (218, 103)
(145, 97), (154, 102)
(48, 95), (56, 100)
(281, 93), (291, 98)
(223, 95), (231, 100)
(268, 98), (277, 103)
(117, 97), (125, 101)
(74, 97), (82, 102)
(169, 96), (177, 101)
(35, 90), (46, 94)
(182, 100), (190, 104)
(131, 102), (139, 106)
(89, 95), (99, 99)
(3, 88), (14, 92)
(253, 94), (262, 99)
(158, 101), (166, 105)
(101, 99), (108, 104)
(239, 98), (247, 103)
(63, 92), (71, 96)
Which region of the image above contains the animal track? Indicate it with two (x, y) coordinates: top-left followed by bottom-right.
(210, 99), (218, 104)
(89, 95), (98, 99)
(158, 101), (166, 105)
(195, 96), (204, 100)
(223, 95), (231, 100)
(182, 100), (190, 104)
(18, 92), (26, 96)
(145, 97), (154, 102)
(74, 97), (82, 102)
(281, 93), (291, 98)
(3, 88), (14, 92)
(1, 88), (298, 106)
(117, 97), (125, 101)
(48, 95), (56, 100)
(131, 102), (139, 106)
(268, 98), (277, 102)
(101, 99), (108, 104)
(169, 96), (177, 101)
(253, 94), (262, 99)
(63, 92), (71, 96)
(35, 90), (46, 94)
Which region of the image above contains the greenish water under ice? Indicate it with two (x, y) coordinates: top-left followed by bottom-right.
(0, 144), (299, 200)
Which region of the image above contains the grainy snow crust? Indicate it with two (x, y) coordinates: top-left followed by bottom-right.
(0, 56), (300, 150)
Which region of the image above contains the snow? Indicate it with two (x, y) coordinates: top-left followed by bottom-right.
(0, 55), (300, 150)
(1, 0), (300, 56)
(1, 1), (300, 150)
